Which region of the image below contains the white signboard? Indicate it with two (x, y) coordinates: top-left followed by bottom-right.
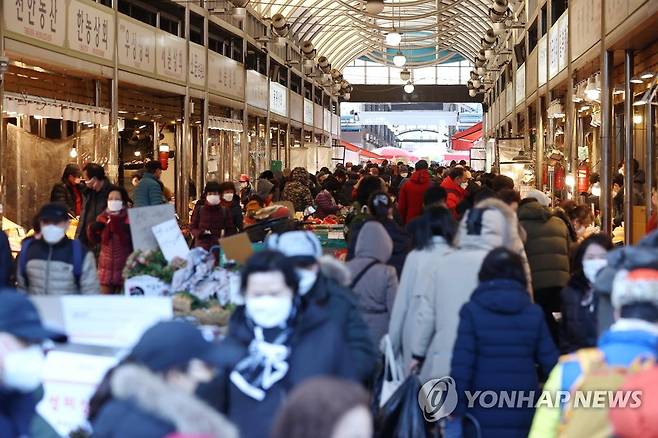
(4, 0), (66, 47)
(558, 12), (569, 72)
(37, 351), (118, 437)
(118, 15), (156, 74)
(67, 0), (114, 61)
(61, 296), (173, 348)
(269, 81), (288, 117)
(538, 36), (548, 86)
(506, 84), (514, 115)
(151, 219), (190, 262)
(246, 70), (269, 110)
(156, 30), (186, 82)
(549, 22), (560, 79)
(332, 114), (340, 136)
(304, 98), (314, 125)
(209, 51), (244, 101)
(189, 42), (206, 87)
(324, 109), (332, 133)
(516, 63), (526, 106)
(127, 204), (177, 252)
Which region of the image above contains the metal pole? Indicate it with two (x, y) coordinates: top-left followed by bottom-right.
(536, 97), (544, 189)
(177, 4), (191, 222)
(0, 0), (6, 221)
(109, 0), (119, 184)
(600, 50), (614, 236)
(202, 12), (209, 185)
(624, 50), (634, 244)
(647, 103), (655, 217)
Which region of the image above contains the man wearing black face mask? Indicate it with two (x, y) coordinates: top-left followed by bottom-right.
(76, 163), (112, 249)
(266, 231), (377, 383)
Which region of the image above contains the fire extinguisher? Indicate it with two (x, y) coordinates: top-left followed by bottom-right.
(158, 144), (170, 171)
(554, 163), (565, 191)
(577, 161), (590, 194)
(542, 163), (548, 187)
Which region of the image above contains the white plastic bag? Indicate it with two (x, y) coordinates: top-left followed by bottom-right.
(380, 334), (404, 407)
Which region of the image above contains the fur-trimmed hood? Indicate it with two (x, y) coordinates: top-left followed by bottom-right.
(454, 198), (521, 252)
(318, 255), (352, 287)
(110, 364), (238, 438)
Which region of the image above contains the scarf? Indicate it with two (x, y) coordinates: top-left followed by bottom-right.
(230, 325), (292, 401)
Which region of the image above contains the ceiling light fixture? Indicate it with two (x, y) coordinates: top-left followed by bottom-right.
(630, 76), (644, 84)
(404, 81), (415, 94)
(400, 68), (411, 82)
(584, 76), (601, 100)
(365, 0), (384, 14)
(640, 72), (655, 80)
(393, 51), (406, 67)
(386, 31), (401, 46)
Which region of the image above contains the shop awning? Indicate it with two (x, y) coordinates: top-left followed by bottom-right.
(340, 141), (385, 163)
(451, 122), (482, 151)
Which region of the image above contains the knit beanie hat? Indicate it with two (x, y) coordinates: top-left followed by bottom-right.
(266, 231), (322, 262)
(612, 268), (658, 310)
(525, 189), (550, 207)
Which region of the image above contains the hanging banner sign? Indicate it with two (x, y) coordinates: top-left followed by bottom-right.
(67, 0), (114, 61)
(246, 70), (269, 110)
(324, 109), (332, 133)
(558, 12), (569, 72)
(269, 82), (288, 117)
(304, 99), (314, 125)
(549, 21), (560, 79)
(189, 42), (207, 87)
(156, 31), (186, 82)
(209, 51), (244, 101)
(516, 63), (525, 107)
(118, 15), (156, 74)
(5, 0), (66, 47)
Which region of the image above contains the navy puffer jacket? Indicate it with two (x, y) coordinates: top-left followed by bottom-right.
(450, 279), (558, 438)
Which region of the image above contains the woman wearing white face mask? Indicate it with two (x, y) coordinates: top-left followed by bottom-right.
(88, 187), (133, 294)
(559, 234), (613, 353)
(0, 291), (66, 437)
(190, 181), (235, 251)
(218, 181), (244, 233)
(216, 251), (355, 438)
(17, 203), (100, 295)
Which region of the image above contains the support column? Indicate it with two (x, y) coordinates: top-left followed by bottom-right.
(177, 4), (191, 222)
(536, 96), (544, 189)
(241, 39), (249, 177)
(624, 50), (634, 244)
(0, 0), (6, 220)
(600, 50), (614, 235)
(647, 103), (655, 217)
(265, 55), (272, 172)
(109, 0), (119, 184)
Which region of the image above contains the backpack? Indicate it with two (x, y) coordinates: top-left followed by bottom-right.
(18, 238), (84, 288)
(558, 348), (654, 438)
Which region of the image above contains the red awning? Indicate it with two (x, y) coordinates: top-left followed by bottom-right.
(451, 122), (482, 151)
(340, 141), (385, 163)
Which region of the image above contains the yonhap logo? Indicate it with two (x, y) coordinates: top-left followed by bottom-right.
(418, 377), (459, 422)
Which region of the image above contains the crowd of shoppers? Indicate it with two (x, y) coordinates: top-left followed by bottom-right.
(2, 157), (658, 438)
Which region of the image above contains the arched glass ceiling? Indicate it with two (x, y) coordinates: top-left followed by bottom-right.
(252, 0), (492, 71)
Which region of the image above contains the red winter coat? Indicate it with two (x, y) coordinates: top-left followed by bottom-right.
(398, 169), (433, 224)
(89, 209), (133, 287)
(190, 203), (235, 251)
(440, 176), (467, 218)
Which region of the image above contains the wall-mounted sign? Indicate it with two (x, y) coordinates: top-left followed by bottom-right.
(67, 0), (114, 61)
(156, 31), (186, 82)
(209, 51), (244, 101)
(548, 20), (560, 79)
(324, 109), (332, 133)
(516, 63), (525, 107)
(246, 70), (268, 110)
(304, 99), (314, 125)
(506, 84), (514, 115)
(118, 15), (156, 74)
(332, 114), (340, 136)
(558, 12), (569, 72)
(189, 42), (206, 88)
(538, 36), (547, 86)
(269, 82), (288, 117)
(5, 0), (66, 47)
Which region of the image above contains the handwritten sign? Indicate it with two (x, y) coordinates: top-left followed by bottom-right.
(209, 51), (244, 100)
(246, 70), (269, 110)
(156, 30), (186, 82)
(118, 15), (156, 73)
(558, 12), (569, 72)
(516, 63), (525, 106)
(61, 295), (173, 348)
(538, 36), (547, 86)
(270, 81), (288, 116)
(304, 99), (314, 125)
(151, 219), (190, 262)
(189, 42), (206, 87)
(67, 0), (114, 61)
(37, 350), (118, 437)
(5, 0), (66, 47)
(127, 204), (176, 251)
(549, 21), (560, 79)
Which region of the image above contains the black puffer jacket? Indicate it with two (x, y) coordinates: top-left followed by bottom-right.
(217, 304), (356, 438)
(559, 275), (597, 354)
(76, 178), (113, 247)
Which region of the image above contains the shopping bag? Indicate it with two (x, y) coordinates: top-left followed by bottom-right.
(379, 334), (404, 408)
(375, 375), (427, 438)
